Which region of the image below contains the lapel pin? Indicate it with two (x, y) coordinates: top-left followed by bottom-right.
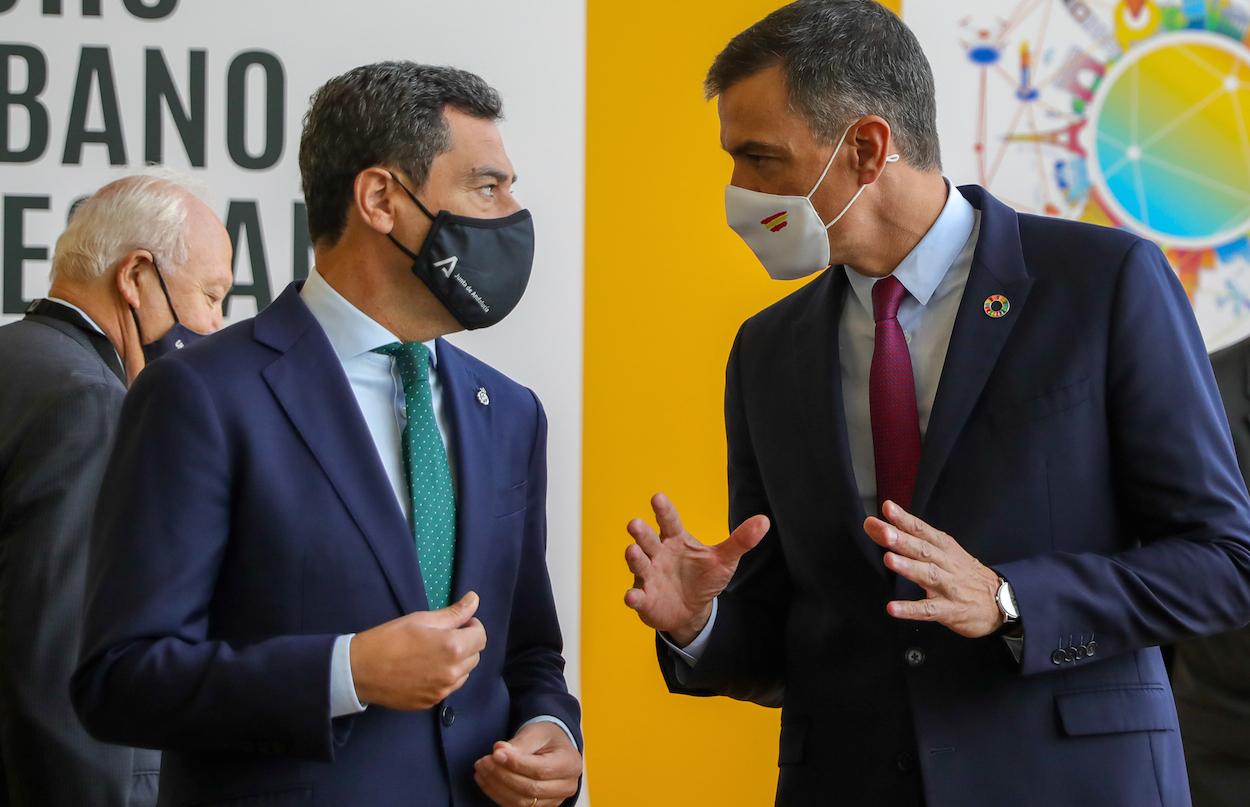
(983, 294), (1010, 318)
(476, 387), (490, 406)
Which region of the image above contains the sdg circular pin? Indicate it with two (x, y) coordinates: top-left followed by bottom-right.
(983, 294), (1010, 318)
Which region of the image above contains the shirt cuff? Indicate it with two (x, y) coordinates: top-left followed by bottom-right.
(658, 597), (718, 666)
(520, 716), (579, 751)
(330, 633), (368, 718)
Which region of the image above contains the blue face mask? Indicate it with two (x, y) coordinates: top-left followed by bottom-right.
(129, 261), (207, 363)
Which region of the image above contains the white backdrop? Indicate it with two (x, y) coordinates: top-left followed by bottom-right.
(0, 0), (586, 749)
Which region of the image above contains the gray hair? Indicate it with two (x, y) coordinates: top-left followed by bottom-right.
(705, 0), (942, 171)
(298, 61), (504, 246)
(51, 170), (207, 283)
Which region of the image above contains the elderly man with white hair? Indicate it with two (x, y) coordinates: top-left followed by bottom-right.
(0, 173), (231, 806)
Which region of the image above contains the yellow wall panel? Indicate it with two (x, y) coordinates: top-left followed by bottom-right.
(582, 1), (902, 803)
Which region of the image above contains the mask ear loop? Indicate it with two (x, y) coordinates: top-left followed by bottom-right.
(386, 170), (438, 221)
(386, 170), (438, 262)
(149, 259), (182, 325)
(822, 152), (901, 231)
(805, 123), (855, 201)
(128, 252), (179, 346)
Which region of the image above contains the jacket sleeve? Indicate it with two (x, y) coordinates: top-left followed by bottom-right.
(71, 357), (341, 761)
(0, 381), (155, 805)
(997, 239), (1250, 676)
(656, 324), (790, 707)
(502, 392), (582, 751)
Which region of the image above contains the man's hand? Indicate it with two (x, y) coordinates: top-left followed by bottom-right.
(623, 493), (770, 647)
(349, 591), (487, 711)
(474, 720), (582, 807)
(865, 501), (1004, 638)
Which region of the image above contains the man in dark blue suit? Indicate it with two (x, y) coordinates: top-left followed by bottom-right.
(73, 62), (582, 807)
(621, 2), (1250, 806)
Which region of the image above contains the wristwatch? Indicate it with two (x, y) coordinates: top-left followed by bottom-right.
(995, 577), (1020, 624)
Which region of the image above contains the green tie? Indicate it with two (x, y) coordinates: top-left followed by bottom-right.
(373, 341), (457, 610)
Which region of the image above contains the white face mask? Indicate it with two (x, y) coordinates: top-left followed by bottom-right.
(724, 122), (900, 281)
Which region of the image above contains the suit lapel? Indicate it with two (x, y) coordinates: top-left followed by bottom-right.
(910, 186), (1035, 516)
(26, 303), (126, 385)
(1243, 346), (1250, 399)
(792, 269), (883, 577)
(1242, 347), (1250, 435)
(257, 285), (427, 615)
(435, 339), (496, 604)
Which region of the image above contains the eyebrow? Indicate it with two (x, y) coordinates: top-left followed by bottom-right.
(468, 166), (518, 184)
(726, 140), (787, 157)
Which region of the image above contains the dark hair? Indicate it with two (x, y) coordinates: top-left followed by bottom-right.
(706, 0), (941, 171)
(298, 61), (503, 246)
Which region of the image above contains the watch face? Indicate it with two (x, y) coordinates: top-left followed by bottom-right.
(998, 581), (1019, 620)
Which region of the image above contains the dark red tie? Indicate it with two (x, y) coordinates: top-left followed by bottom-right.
(870, 275), (922, 514)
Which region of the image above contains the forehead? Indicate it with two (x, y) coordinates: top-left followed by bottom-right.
(717, 64), (811, 151)
(441, 107), (511, 165)
(180, 199), (233, 286)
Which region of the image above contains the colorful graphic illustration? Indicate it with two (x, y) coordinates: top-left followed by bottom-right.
(909, 0), (1250, 350)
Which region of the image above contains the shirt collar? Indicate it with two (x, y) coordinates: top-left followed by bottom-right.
(300, 267), (437, 366)
(845, 179), (976, 314)
(46, 296), (108, 337)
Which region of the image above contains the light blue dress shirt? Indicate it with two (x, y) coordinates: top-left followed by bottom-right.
(300, 269), (575, 744)
(671, 181), (980, 665)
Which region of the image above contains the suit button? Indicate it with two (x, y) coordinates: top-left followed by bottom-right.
(904, 647), (925, 667)
(1086, 640), (1097, 658)
(1068, 645), (1081, 662)
(440, 705), (456, 728)
(896, 751), (916, 773)
(1051, 649), (1066, 666)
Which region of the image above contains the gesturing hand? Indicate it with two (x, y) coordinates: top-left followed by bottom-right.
(865, 501), (1005, 638)
(623, 493), (770, 647)
(474, 720), (582, 807)
(349, 591), (487, 711)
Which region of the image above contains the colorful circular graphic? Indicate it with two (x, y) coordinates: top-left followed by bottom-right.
(1087, 32), (1250, 249)
(936, 0), (1250, 352)
(984, 294), (1011, 317)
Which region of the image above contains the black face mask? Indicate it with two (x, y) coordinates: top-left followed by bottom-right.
(129, 262), (207, 363)
(386, 171), (535, 330)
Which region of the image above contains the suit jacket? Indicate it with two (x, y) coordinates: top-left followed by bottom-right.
(0, 311), (160, 806)
(658, 186), (1250, 807)
(1171, 338), (1250, 756)
(72, 284), (581, 807)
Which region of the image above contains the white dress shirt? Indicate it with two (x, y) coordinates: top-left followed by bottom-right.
(300, 269), (573, 744)
(671, 181), (981, 664)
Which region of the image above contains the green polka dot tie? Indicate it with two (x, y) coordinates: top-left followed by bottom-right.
(373, 341), (457, 610)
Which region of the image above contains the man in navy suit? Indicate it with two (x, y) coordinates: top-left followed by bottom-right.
(73, 62), (582, 807)
(621, 2), (1250, 805)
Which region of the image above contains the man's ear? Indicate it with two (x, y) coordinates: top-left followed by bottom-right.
(354, 167), (399, 235)
(849, 116), (894, 184)
(114, 249), (155, 309)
